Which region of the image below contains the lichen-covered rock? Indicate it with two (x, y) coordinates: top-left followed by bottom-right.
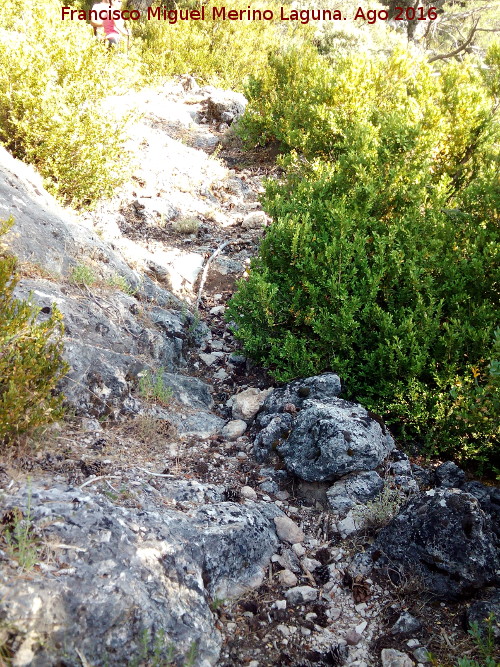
(326, 471), (384, 516)
(253, 413), (293, 462)
(256, 374), (342, 424)
(277, 399), (394, 482)
(373, 489), (500, 600)
(0, 485), (280, 666)
(434, 461), (466, 489)
(462, 482), (500, 539)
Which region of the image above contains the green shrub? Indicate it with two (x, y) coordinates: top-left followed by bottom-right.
(0, 0), (137, 207)
(70, 263), (97, 286)
(228, 47), (500, 470)
(138, 369), (172, 405)
(0, 219), (68, 442)
(135, 0), (309, 89)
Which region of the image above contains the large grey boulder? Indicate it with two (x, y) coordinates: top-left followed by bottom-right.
(373, 489), (500, 600)
(253, 373), (344, 463)
(277, 398), (394, 482)
(0, 484), (280, 666)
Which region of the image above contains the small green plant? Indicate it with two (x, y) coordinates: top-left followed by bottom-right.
(352, 485), (407, 533)
(138, 369), (173, 406)
(210, 596), (225, 611)
(0, 218), (68, 442)
(183, 642), (198, 667)
(429, 614), (498, 667)
(128, 628), (197, 667)
(70, 264), (97, 287)
(3, 487), (38, 571)
(457, 615), (498, 667)
(106, 273), (136, 295)
(172, 217), (200, 235)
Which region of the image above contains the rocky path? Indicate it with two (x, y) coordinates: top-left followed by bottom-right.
(1, 78), (497, 667)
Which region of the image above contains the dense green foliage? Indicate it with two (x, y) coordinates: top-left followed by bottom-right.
(0, 219), (68, 442)
(229, 46), (500, 470)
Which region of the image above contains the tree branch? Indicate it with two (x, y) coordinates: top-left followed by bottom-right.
(428, 18), (480, 63)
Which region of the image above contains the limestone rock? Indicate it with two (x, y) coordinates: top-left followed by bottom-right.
(278, 569), (298, 587)
(205, 90), (247, 124)
(413, 647), (431, 663)
(1, 485), (280, 666)
(285, 586), (317, 605)
(435, 461), (466, 489)
(373, 489), (499, 600)
(162, 372), (214, 410)
(256, 374), (342, 421)
(1, 146), (137, 283)
(326, 470), (384, 516)
(232, 387), (272, 422)
(391, 612), (422, 635)
(253, 413), (293, 463)
(344, 629), (362, 645)
(240, 486), (258, 501)
(277, 398), (394, 482)
(241, 212), (268, 229)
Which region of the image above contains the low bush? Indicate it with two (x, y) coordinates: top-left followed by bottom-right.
(228, 46), (500, 471)
(0, 219), (68, 442)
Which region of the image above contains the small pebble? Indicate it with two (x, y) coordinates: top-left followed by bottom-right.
(274, 516), (305, 544)
(413, 647), (430, 663)
(302, 557), (321, 572)
(291, 543), (306, 557)
(345, 629), (362, 646)
(273, 600), (287, 610)
(240, 486), (257, 501)
(285, 586), (317, 605)
(277, 569), (298, 587)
